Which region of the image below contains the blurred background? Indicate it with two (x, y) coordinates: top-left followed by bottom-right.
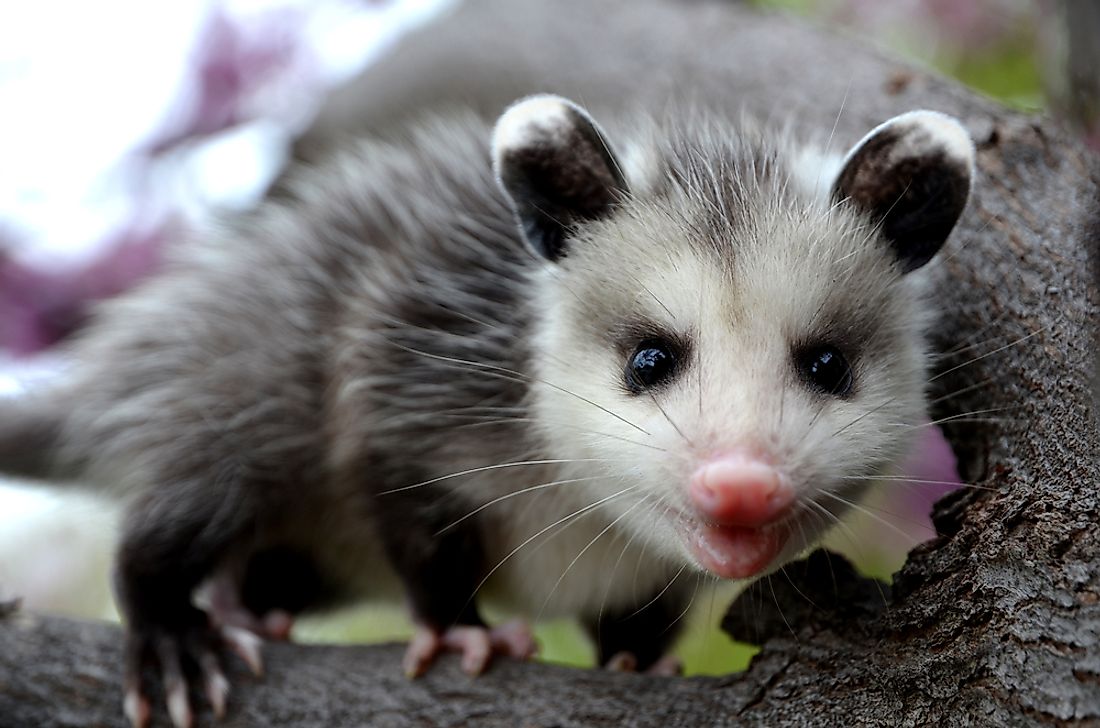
(0, 0), (1095, 676)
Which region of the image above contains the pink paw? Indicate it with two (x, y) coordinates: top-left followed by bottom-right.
(402, 619), (538, 677)
(604, 651), (683, 676)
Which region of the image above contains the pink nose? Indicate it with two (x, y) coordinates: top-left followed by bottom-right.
(689, 455), (793, 527)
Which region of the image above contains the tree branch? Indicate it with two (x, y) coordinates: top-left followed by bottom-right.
(3, 0), (1098, 725)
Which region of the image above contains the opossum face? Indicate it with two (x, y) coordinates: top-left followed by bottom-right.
(493, 96), (973, 579)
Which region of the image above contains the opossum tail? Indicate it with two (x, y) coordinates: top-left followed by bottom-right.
(0, 396), (74, 482)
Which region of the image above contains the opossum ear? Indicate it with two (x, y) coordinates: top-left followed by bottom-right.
(492, 95), (628, 261)
(832, 111), (974, 273)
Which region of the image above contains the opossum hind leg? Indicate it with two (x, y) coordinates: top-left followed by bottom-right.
(114, 478), (261, 728)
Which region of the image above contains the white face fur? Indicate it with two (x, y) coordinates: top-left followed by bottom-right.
(493, 96), (974, 580)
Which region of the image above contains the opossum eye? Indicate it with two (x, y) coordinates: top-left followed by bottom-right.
(626, 339), (679, 393)
(796, 345), (853, 398)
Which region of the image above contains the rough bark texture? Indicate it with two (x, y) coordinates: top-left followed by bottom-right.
(2, 0), (1098, 726)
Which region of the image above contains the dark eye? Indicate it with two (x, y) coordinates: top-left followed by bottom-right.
(625, 339), (679, 393)
(796, 344), (854, 398)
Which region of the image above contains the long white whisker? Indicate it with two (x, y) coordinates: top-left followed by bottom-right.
(830, 396), (900, 438)
(817, 489), (919, 543)
(437, 414), (669, 453)
(840, 474), (997, 492)
(659, 573), (702, 636)
(779, 563), (820, 611)
(379, 458), (626, 494)
(625, 563), (688, 620)
(383, 338), (653, 436)
(537, 497), (648, 621)
(927, 378), (997, 405)
(471, 486), (639, 600)
(891, 406), (1021, 428)
(814, 73), (853, 196)
(929, 327), (1044, 382)
(596, 498), (653, 642)
(434, 475), (610, 536)
(766, 574), (797, 639)
(647, 390), (694, 447)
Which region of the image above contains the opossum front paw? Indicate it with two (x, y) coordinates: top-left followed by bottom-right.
(122, 607), (264, 728)
(402, 619), (538, 678)
(604, 651), (683, 676)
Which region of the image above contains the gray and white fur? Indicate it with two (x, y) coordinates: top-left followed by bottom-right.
(0, 96), (974, 725)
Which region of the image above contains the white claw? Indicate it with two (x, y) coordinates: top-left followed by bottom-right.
(222, 625), (264, 676)
(204, 670), (230, 719)
(123, 689), (150, 728)
(167, 682), (193, 728)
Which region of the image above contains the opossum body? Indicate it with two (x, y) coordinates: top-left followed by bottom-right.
(0, 97), (974, 726)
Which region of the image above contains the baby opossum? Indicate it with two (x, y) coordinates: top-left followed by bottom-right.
(0, 95), (974, 727)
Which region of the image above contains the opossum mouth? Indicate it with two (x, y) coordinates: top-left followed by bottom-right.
(680, 518), (789, 580)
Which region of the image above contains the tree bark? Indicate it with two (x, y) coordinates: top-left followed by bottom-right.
(2, 1), (1098, 726)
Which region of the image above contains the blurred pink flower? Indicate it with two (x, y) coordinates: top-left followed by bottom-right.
(0, 228), (164, 356)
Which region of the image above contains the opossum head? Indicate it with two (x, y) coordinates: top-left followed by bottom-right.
(492, 95), (973, 579)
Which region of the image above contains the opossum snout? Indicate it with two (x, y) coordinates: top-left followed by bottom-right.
(680, 454), (795, 579)
(688, 455), (793, 527)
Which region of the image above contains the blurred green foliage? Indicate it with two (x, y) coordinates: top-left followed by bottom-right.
(751, 0), (1044, 109)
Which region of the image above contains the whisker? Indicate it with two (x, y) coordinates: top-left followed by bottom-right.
(929, 327), (1045, 382)
(598, 497), (652, 629)
(817, 489), (920, 543)
(627, 270), (677, 322)
(379, 458), (628, 494)
(840, 474), (997, 493)
(536, 496), (648, 621)
(437, 413), (670, 453)
(647, 390), (694, 447)
(873, 405), (1025, 434)
(830, 396), (901, 438)
(697, 274), (705, 421)
(927, 377), (997, 406)
(779, 560), (819, 612)
(766, 574), (797, 639)
(814, 74), (853, 197)
(383, 338), (653, 436)
(939, 310), (1014, 357)
(625, 563), (688, 621)
(828, 491), (937, 535)
(801, 497), (843, 530)
(659, 573), (702, 636)
(471, 486), (640, 601)
(434, 475), (609, 536)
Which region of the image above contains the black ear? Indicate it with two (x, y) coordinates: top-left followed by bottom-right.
(832, 110), (975, 273)
(492, 95), (628, 261)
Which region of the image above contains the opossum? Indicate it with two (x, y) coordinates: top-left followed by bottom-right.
(0, 95), (974, 727)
